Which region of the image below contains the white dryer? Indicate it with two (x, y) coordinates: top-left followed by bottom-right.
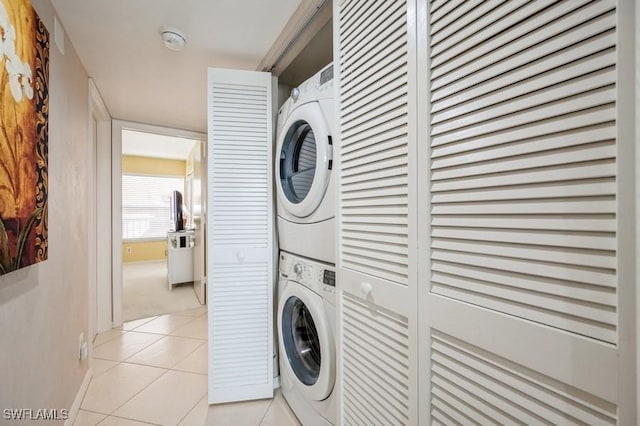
(276, 63), (335, 264)
(278, 250), (336, 425)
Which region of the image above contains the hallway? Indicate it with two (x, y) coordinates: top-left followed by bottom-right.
(74, 308), (299, 425)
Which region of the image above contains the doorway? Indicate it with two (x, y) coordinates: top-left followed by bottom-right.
(112, 121), (206, 325)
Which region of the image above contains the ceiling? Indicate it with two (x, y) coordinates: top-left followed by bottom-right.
(51, 0), (302, 133)
(121, 130), (197, 160)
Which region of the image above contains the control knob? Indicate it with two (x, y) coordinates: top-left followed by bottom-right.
(293, 263), (303, 275)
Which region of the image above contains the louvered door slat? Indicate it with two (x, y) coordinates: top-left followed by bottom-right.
(433, 144), (615, 181)
(342, 70), (407, 117)
(430, 0), (483, 34)
(342, 354), (409, 411)
(431, 214), (616, 232)
(431, 164), (617, 193)
(432, 126), (615, 168)
(432, 89), (615, 146)
(431, 249), (615, 287)
(341, 2), (405, 55)
(432, 7), (616, 92)
(430, 0), (524, 54)
(342, 294), (410, 425)
(342, 135), (406, 164)
(433, 111), (616, 159)
(432, 71), (615, 136)
(430, 332), (617, 425)
(341, 30), (407, 90)
(207, 68), (273, 404)
(433, 238), (615, 269)
(341, 52), (407, 103)
(341, 123), (407, 156)
(342, 188), (408, 203)
(433, 181), (615, 204)
(342, 94), (408, 135)
(432, 0), (597, 71)
(432, 227), (616, 251)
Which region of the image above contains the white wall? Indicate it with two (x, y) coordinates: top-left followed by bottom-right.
(0, 0), (91, 415)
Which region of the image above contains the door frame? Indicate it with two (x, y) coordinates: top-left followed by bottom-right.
(111, 120), (206, 327)
(88, 79), (111, 338)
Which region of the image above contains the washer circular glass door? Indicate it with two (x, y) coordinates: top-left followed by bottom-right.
(281, 295), (321, 385)
(278, 281), (335, 401)
(276, 102), (331, 218)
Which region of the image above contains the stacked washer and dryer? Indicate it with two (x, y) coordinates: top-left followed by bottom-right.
(275, 63), (337, 426)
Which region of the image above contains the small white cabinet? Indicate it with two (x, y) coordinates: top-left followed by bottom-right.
(167, 231), (194, 289)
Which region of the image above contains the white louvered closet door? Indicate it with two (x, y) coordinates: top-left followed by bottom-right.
(420, 0), (636, 423)
(335, 0), (418, 424)
(207, 68), (274, 404)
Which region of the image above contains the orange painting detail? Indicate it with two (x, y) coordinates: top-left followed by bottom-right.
(0, 0), (48, 275)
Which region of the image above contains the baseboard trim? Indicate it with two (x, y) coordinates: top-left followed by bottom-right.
(64, 367), (92, 426)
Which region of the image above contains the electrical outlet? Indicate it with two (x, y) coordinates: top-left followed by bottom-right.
(81, 342), (88, 360)
(78, 332), (89, 360)
(126, 247), (132, 254)
(78, 333), (85, 360)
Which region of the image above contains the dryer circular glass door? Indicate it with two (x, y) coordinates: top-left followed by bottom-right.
(276, 102), (332, 218)
(278, 281), (335, 401)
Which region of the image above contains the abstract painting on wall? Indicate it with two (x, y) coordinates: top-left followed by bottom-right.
(0, 0), (49, 275)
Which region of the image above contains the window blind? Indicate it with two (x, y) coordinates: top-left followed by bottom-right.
(122, 174), (184, 240)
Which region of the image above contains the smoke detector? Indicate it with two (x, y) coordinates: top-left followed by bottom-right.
(161, 27), (186, 51)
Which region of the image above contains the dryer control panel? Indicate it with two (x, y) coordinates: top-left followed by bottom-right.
(288, 63), (334, 109)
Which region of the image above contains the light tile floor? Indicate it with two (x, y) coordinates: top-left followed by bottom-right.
(75, 308), (300, 426)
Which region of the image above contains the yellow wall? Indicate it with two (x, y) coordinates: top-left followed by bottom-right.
(122, 155), (185, 262)
(122, 155), (186, 176)
(123, 240), (167, 263)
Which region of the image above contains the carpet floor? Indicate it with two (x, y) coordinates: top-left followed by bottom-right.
(123, 260), (202, 322)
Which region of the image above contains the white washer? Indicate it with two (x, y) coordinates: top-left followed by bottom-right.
(278, 251), (336, 425)
(276, 63), (335, 264)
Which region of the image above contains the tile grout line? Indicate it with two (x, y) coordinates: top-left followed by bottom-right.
(121, 345), (207, 372)
(72, 406), (109, 420)
(104, 365), (172, 421)
(122, 315), (159, 331)
(91, 360), (122, 379)
(258, 397), (276, 425)
(121, 332), (206, 370)
(128, 312), (202, 334)
(175, 394), (207, 425)
(93, 330), (128, 349)
(96, 413), (163, 426)
(166, 339), (207, 373)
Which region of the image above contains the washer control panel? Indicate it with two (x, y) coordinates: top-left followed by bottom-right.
(323, 270), (335, 287)
(280, 251), (336, 303)
(279, 252), (293, 276)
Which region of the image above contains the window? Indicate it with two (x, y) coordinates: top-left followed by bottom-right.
(122, 174), (184, 240)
